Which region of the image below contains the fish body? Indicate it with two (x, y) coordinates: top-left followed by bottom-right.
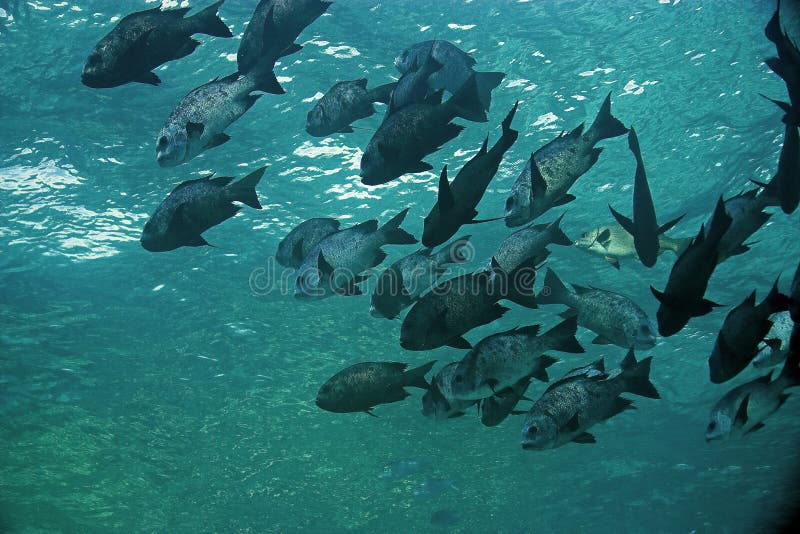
(276, 217), (340, 268)
(478, 375), (532, 427)
(704, 188), (776, 263)
(753, 311), (793, 368)
(493, 213), (571, 272)
(306, 79), (396, 136)
(574, 224), (690, 269)
(422, 363), (478, 420)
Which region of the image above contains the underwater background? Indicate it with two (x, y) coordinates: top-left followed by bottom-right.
(1, 0), (799, 532)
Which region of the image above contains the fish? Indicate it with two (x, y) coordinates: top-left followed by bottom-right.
(608, 128), (683, 267)
(421, 101), (519, 248)
(702, 187), (777, 264)
(315, 360), (435, 415)
(538, 268), (658, 349)
(81, 1), (232, 88)
(275, 217), (340, 268)
(546, 359), (608, 392)
(753, 311), (793, 369)
(400, 258), (539, 351)
(295, 208), (417, 300)
(449, 316), (584, 401)
(379, 458), (430, 479)
(762, 96), (800, 214)
(521, 350), (659, 450)
(651, 196), (733, 337)
(764, 4), (800, 114)
(505, 93), (628, 227)
(359, 74), (487, 186)
(574, 224), (690, 269)
(394, 40), (505, 112)
(706, 335), (800, 442)
(422, 363), (478, 420)
(369, 236), (471, 320)
(708, 280), (790, 383)
(414, 478), (456, 500)
(791, 260), (800, 322)
(493, 213), (571, 273)
(305, 79), (396, 136)
(387, 51), (444, 112)
(140, 167), (265, 252)
(237, 0), (332, 93)
(478, 375), (533, 427)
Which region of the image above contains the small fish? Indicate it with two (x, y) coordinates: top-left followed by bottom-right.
(521, 350), (659, 450)
(651, 197), (732, 337)
(608, 128), (683, 267)
(493, 213), (571, 273)
(702, 187), (776, 264)
(505, 93), (628, 226)
(140, 167), (264, 252)
(708, 280), (790, 383)
(753, 311), (793, 369)
(400, 258), (539, 351)
(394, 40), (505, 112)
(359, 74), (487, 186)
(379, 458), (430, 479)
(478, 375), (533, 427)
(306, 79), (396, 136)
(450, 317), (583, 401)
(422, 102), (519, 248)
(414, 478), (456, 500)
(538, 268), (657, 349)
(316, 360), (435, 415)
(276, 217), (340, 268)
(81, 1), (232, 88)
(422, 363), (478, 420)
(574, 224), (690, 269)
(295, 209), (417, 300)
(370, 236), (471, 320)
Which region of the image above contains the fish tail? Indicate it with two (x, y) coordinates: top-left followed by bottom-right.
(404, 360), (436, 389)
(495, 100), (520, 151)
(779, 324), (800, 388)
(548, 212), (572, 246)
(543, 316), (585, 354)
(189, 0), (233, 38)
(474, 71), (505, 112)
(659, 235), (692, 256)
(537, 268), (571, 306)
(586, 92), (628, 143)
(434, 235), (472, 265)
(369, 82), (397, 105)
(228, 166), (266, 209)
(704, 196), (733, 247)
(380, 208), (418, 245)
(449, 73), (488, 123)
(620, 350), (660, 399)
(765, 277), (791, 313)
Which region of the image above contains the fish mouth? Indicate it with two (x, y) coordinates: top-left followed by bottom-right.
(156, 150), (178, 167)
(521, 441), (539, 450)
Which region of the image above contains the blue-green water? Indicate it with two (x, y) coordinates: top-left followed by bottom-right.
(1, 0), (799, 532)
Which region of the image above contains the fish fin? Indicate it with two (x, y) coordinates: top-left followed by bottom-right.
(424, 89), (445, 106)
(745, 422), (766, 434)
(371, 249), (388, 268)
(547, 213), (572, 246)
(449, 73), (488, 122)
(693, 298), (722, 317)
(596, 228), (612, 247)
(607, 396), (636, 418)
(538, 268), (570, 306)
(558, 309), (578, 320)
(317, 250), (334, 275)
(446, 336), (472, 350)
(405, 360), (436, 389)
(474, 71), (505, 112)
(587, 92), (628, 141)
(364, 409), (378, 417)
(228, 166), (265, 209)
(369, 82), (397, 105)
(572, 432), (596, 444)
(186, 121), (205, 141)
(209, 175), (235, 187)
(502, 256), (540, 309)
(734, 395), (750, 427)
(448, 411), (467, 419)
(338, 126), (354, 133)
(543, 316), (584, 353)
(279, 43), (303, 58)
(657, 214), (684, 235)
(571, 284), (592, 295)
(650, 286), (669, 304)
(591, 335), (613, 345)
(204, 133), (231, 150)
(777, 392), (791, 408)
(291, 238), (305, 266)
(608, 205), (635, 236)
(464, 216), (505, 224)
(380, 207), (418, 245)
(605, 257), (621, 269)
(553, 194), (576, 207)
(134, 71), (161, 86)
(564, 413), (582, 432)
(620, 351), (660, 399)
(186, 234), (212, 247)
(437, 166), (455, 211)
(189, 0), (233, 38)
(478, 136), (489, 155)
(530, 155), (548, 196)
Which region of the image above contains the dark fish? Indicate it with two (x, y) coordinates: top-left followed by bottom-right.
(370, 236), (471, 320)
(505, 93), (628, 226)
(359, 74), (487, 186)
(306, 79), (396, 136)
(651, 197), (733, 337)
(237, 0), (331, 94)
(422, 363), (478, 420)
(574, 224), (690, 269)
(608, 128), (683, 267)
(765, 4), (800, 113)
(449, 317), (583, 401)
(703, 187), (777, 264)
(493, 213), (571, 273)
(539, 268), (657, 349)
(478, 375), (533, 427)
(422, 102), (519, 248)
(791, 260), (800, 322)
(276, 217), (340, 268)
(388, 52), (444, 112)
(761, 96), (800, 214)
(430, 509), (462, 528)
(315, 360), (434, 415)
(400, 258), (539, 351)
(708, 280), (790, 383)
(81, 1), (232, 88)
(414, 478), (456, 500)
(140, 167), (265, 252)
(753, 311), (793, 369)
(394, 40), (505, 112)
(521, 350), (659, 450)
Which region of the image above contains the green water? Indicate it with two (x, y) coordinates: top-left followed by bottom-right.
(1, 0), (799, 532)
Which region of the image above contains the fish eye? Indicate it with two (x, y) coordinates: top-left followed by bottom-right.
(526, 425), (538, 436)
(157, 136), (168, 148)
(454, 374), (463, 383)
(707, 421), (716, 431)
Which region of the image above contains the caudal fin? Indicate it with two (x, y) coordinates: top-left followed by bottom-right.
(542, 316), (585, 354)
(228, 166), (266, 209)
(764, 277), (791, 314)
(369, 82), (397, 105)
(495, 100), (520, 152)
(620, 350), (660, 399)
(474, 71), (505, 112)
(586, 92), (628, 144)
(449, 73), (488, 123)
(189, 0), (233, 38)
(380, 208), (418, 245)
(547, 212), (572, 246)
(404, 360), (437, 389)
(537, 268), (572, 306)
(705, 196), (733, 247)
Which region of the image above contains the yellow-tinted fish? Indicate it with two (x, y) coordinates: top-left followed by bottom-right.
(574, 224), (690, 269)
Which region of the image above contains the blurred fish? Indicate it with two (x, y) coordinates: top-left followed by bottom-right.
(414, 478), (457, 500)
(81, 1), (232, 88)
(652, 197), (732, 337)
(521, 350), (659, 450)
(422, 102), (519, 248)
(702, 187), (777, 264)
(400, 258), (539, 351)
(538, 268), (657, 349)
(379, 458), (430, 479)
(608, 128), (683, 267)
(370, 236), (471, 320)
(505, 93), (628, 226)
(295, 209), (417, 300)
(493, 213), (571, 273)
(753, 311), (793, 368)
(422, 363), (478, 420)
(388, 52), (444, 112)
(276, 217), (340, 268)
(708, 280), (789, 383)
(140, 167), (264, 252)
(359, 74), (487, 186)
(306, 79), (396, 136)
(394, 40), (504, 112)
(316, 360), (434, 415)
(430, 509), (462, 528)
(574, 224), (690, 269)
(450, 317), (583, 401)
(478, 375), (533, 427)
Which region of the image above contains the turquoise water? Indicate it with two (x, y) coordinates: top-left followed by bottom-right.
(1, 0), (799, 532)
